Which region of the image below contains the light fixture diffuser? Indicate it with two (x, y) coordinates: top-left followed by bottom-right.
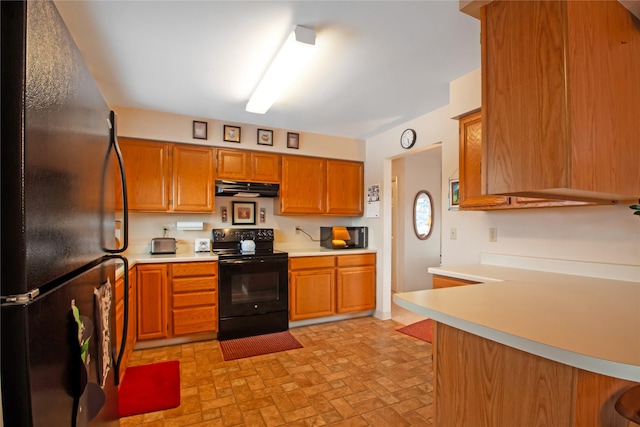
(246, 25), (317, 114)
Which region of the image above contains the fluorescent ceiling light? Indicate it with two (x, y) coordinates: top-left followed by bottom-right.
(246, 25), (317, 114)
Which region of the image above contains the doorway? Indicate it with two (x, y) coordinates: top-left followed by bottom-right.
(390, 145), (442, 298)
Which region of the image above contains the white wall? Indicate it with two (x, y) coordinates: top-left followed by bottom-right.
(114, 106), (365, 160)
(365, 69), (640, 320)
(392, 147), (442, 292)
(364, 106), (455, 319)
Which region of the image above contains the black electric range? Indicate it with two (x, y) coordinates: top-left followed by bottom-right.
(212, 228), (289, 340)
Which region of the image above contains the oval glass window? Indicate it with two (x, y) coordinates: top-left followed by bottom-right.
(413, 190), (434, 240)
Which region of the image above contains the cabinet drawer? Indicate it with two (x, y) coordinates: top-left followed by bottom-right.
(172, 306), (217, 335)
(173, 277), (217, 293)
(173, 291), (217, 308)
(432, 275), (479, 289)
(290, 256), (335, 270)
(336, 253), (375, 268)
(171, 262), (217, 277)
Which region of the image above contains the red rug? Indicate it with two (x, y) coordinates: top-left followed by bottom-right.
(397, 318), (434, 343)
(220, 331), (303, 361)
(118, 360), (181, 417)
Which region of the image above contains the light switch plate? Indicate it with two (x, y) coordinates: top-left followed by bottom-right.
(194, 238), (211, 252)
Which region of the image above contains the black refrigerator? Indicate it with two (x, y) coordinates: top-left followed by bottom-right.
(1, 1), (129, 426)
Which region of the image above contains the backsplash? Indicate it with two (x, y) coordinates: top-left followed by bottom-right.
(118, 198), (364, 254)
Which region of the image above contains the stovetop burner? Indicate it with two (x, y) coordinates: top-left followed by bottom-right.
(211, 228), (283, 257)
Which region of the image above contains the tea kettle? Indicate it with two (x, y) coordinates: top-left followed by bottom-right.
(240, 239), (256, 252)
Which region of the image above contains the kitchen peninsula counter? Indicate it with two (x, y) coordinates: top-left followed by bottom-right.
(394, 255), (639, 425)
(394, 256), (640, 381)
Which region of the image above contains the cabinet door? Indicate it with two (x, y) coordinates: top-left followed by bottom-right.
(137, 264), (168, 341)
(279, 155), (325, 214)
(124, 267), (137, 368)
(216, 149), (249, 181)
(289, 269), (335, 320)
(114, 275), (125, 355)
(116, 138), (170, 211)
(172, 144), (215, 212)
(251, 152), (280, 183)
(459, 111), (509, 209)
(326, 160), (364, 216)
(336, 266), (375, 313)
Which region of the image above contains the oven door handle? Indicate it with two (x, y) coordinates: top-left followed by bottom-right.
(220, 259), (269, 264)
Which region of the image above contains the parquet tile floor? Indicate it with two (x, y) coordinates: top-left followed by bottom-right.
(121, 316), (433, 427)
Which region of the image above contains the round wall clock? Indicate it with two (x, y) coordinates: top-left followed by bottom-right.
(400, 128), (416, 149)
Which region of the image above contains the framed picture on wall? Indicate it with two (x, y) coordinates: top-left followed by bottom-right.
(257, 129), (273, 146)
(193, 121), (207, 140)
(287, 132), (299, 149)
(449, 179), (460, 210)
(232, 201), (256, 225)
(224, 125), (241, 143)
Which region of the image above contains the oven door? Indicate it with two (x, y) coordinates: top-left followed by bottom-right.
(218, 253), (288, 318)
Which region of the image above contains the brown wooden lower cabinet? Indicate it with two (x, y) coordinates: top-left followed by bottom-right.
(136, 261), (218, 342)
(170, 261), (218, 336)
(136, 264), (169, 341)
(434, 322), (637, 426)
(115, 265), (137, 384)
(289, 254), (376, 321)
(432, 274), (479, 289)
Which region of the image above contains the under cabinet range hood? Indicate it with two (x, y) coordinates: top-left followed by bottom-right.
(215, 180), (279, 198)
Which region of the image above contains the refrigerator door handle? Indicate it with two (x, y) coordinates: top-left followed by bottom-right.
(104, 110), (129, 254)
(103, 254), (129, 386)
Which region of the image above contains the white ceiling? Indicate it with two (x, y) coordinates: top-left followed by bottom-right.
(54, 1), (481, 140)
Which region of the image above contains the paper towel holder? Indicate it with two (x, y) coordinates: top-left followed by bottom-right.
(176, 221), (204, 231)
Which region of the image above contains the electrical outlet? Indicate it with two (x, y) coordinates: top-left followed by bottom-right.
(450, 227), (457, 240)
(295, 226), (301, 235)
(489, 227), (498, 242)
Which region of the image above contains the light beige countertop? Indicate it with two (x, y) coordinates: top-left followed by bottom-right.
(116, 247), (377, 277)
(282, 248), (377, 257)
(394, 255), (640, 382)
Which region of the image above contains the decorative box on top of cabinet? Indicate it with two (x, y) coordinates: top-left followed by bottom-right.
(479, 0), (640, 202)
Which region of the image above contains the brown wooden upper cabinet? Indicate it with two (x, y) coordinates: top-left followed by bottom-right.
(478, 0), (640, 202)
(459, 111), (509, 210)
(172, 144), (215, 212)
(115, 138), (171, 212)
(279, 155), (364, 216)
(326, 160), (364, 216)
(459, 111), (595, 210)
(116, 138), (215, 213)
(279, 155), (326, 215)
(216, 148), (280, 183)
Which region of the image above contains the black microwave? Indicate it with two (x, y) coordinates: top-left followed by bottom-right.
(320, 226), (368, 249)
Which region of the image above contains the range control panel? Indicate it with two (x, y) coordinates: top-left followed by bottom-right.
(211, 228), (274, 243)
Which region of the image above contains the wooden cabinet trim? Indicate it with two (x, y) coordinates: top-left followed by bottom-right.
(432, 275), (479, 289)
